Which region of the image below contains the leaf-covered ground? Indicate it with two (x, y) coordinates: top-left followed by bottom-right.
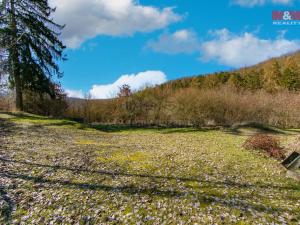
(0, 112), (300, 224)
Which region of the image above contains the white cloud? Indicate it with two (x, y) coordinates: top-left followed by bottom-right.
(89, 70), (167, 99)
(201, 28), (300, 68)
(49, 0), (181, 48)
(146, 29), (201, 54)
(232, 0), (293, 7)
(65, 89), (85, 99)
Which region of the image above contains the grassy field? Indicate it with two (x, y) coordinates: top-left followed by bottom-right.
(0, 112), (300, 224)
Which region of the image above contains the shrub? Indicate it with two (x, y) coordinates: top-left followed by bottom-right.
(23, 89), (68, 117)
(65, 86), (300, 128)
(243, 134), (286, 160)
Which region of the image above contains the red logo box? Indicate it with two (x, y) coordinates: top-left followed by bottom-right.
(272, 11), (300, 20)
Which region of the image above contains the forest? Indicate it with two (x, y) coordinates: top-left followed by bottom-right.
(65, 52), (300, 128)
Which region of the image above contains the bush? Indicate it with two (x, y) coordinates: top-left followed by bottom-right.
(243, 134), (286, 160)
(170, 87), (300, 128)
(65, 86), (300, 128)
(23, 89), (68, 117)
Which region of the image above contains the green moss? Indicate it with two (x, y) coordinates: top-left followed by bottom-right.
(98, 150), (156, 172)
(13, 208), (28, 218)
(123, 206), (133, 215)
(75, 139), (97, 145)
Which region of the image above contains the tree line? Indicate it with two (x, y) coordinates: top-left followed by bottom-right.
(66, 55), (300, 128)
(164, 56), (300, 92)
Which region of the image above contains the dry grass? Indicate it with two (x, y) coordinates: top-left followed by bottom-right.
(1, 112), (300, 224)
(243, 134), (286, 160)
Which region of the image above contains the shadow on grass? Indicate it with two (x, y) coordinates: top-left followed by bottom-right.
(1, 157), (299, 192)
(1, 112), (90, 129)
(4, 112), (50, 121)
(0, 169), (292, 214)
(0, 118), (15, 134)
(226, 122), (292, 136)
(3, 112), (299, 135)
(0, 119), (15, 224)
(90, 124), (213, 134)
(1, 112), (209, 133)
(1, 171), (183, 198)
(0, 187), (14, 224)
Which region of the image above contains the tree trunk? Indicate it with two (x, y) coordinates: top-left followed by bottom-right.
(14, 69), (22, 111)
(9, 0), (23, 111)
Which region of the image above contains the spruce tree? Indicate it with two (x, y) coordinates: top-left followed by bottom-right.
(0, 0), (65, 111)
(282, 57), (300, 91)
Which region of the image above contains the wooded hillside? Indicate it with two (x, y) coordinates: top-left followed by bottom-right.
(66, 51), (300, 128)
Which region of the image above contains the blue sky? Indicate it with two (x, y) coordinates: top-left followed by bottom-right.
(49, 0), (300, 98)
